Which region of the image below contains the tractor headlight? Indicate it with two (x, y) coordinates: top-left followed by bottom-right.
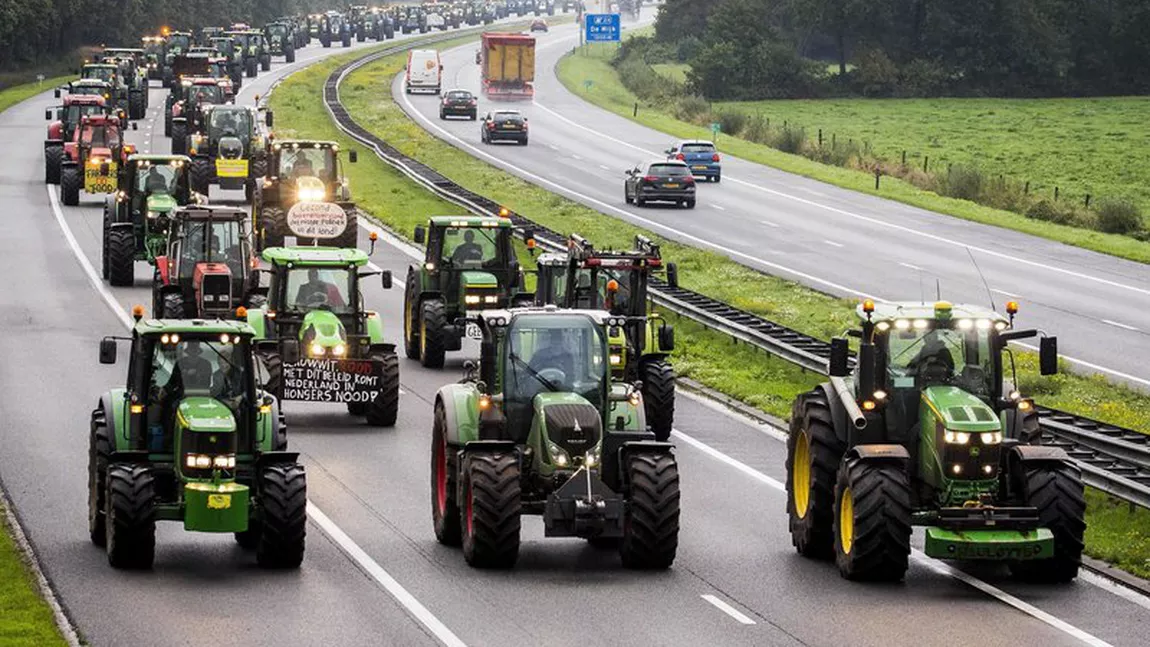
(88, 156), (104, 165)
(309, 342), (325, 356)
(213, 454), (237, 469)
(483, 295), (499, 304)
(297, 186), (325, 201)
(980, 432), (1002, 445)
(582, 448), (600, 468)
(146, 210), (160, 219)
(943, 431), (970, 445)
(548, 442), (570, 467)
(185, 454), (213, 469)
(609, 353), (622, 366)
(464, 294), (481, 305)
(332, 343), (346, 357)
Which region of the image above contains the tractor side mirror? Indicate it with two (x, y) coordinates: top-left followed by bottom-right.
(666, 262), (679, 288)
(658, 323), (674, 352)
(1039, 336), (1058, 375)
(45, 109), (52, 120)
(54, 88), (61, 98)
(349, 150), (358, 163)
(413, 225), (426, 244)
(380, 270), (393, 290)
(828, 337), (850, 377)
(265, 110), (274, 127)
(132, 122), (138, 130)
(99, 338), (118, 364)
(281, 339), (300, 365)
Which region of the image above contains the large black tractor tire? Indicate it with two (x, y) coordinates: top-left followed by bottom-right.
(106, 227), (136, 287)
(60, 165), (81, 206)
(1009, 462), (1086, 583)
(259, 206), (286, 249)
(161, 292), (185, 318)
(357, 27), (366, 42)
(164, 110), (172, 136)
(419, 299), (448, 369)
(786, 389), (845, 559)
(245, 58), (258, 78)
(431, 403), (462, 546)
(366, 351), (400, 427)
(87, 407), (112, 546)
(105, 464), (156, 569)
(256, 463), (307, 568)
(261, 54), (271, 72)
(640, 359), (675, 441)
(44, 145), (62, 184)
(322, 36), (331, 48)
(129, 90), (145, 120)
(170, 122), (187, 155)
(832, 457), (912, 582)
(190, 157), (212, 195)
(285, 47), (296, 63)
(257, 349), (283, 396)
(403, 273), (421, 359)
(342, 33), (352, 47)
(101, 205), (113, 279)
(620, 452), (680, 569)
(460, 452), (521, 568)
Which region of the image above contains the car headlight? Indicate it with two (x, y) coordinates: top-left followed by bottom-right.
(548, 442), (570, 467)
(943, 431), (971, 445)
(309, 342), (325, 356)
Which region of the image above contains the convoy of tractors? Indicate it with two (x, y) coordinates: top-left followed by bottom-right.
(43, 1), (1084, 594)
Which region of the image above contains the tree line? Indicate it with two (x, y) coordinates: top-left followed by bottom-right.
(652, 0), (1150, 99)
(0, 1), (331, 70)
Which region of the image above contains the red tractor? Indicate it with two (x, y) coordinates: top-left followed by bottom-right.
(59, 114), (136, 206)
(45, 94), (108, 184)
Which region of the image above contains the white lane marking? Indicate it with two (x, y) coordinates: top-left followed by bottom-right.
(571, 154), (583, 161)
(1079, 570), (1150, 612)
(547, 144), (559, 151)
(712, 204), (725, 211)
(992, 288), (1020, 298)
(700, 594), (755, 625)
(308, 505), (467, 647)
(760, 220), (778, 228)
(48, 185), (463, 647)
(823, 240), (844, 248)
(598, 164), (610, 170)
(401, 90), (878, 300)
(530, 100), (1150, 299)
(1103, 319), (1139, 332)
(671, 428), (1113, 646)
(899, 262), (921, 271)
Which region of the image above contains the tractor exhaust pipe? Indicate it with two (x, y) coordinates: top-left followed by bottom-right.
(830, 376), (867, 430)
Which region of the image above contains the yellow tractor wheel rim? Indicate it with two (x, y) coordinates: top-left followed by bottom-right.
(793, 432), (811, 518)
(405, 298), (413, 343)
(840, 487), (854, 555)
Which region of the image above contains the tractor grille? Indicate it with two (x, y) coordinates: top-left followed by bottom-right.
(219, 136), (243, 159)
(544, 403), (602, 460)
(200, 274), (232, 313)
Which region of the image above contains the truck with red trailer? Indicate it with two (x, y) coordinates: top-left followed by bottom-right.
(478, 32), (535, 100)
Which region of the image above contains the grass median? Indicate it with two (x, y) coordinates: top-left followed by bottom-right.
(274, 27), (1150, 579)
(556, 43), (1150, 266)
(0, 501), (67, 647)
(0, 75), (73, 115)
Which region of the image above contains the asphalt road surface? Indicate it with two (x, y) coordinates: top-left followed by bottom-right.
(2, 10), (1149, 647)
(395, 9), (1150, 393)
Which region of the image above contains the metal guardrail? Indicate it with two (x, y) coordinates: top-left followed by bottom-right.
(317, 41), (1150, 511)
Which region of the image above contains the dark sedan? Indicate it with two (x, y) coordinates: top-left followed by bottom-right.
(624, 160), (697, 208)
(440, 89), (478, 120)
(480, 110), (528, 145)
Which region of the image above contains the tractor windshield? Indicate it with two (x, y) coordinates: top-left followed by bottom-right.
(267, 24), (287, 37)
(177, 219), (247, 279)
(82, 124), (120, 149)
(148, 336), (251, 405)
(884, 324), (995, 397)
(169, 34), (191, 51)
(440, 226), (506, 267)
(189, 84), (225, 105)
(83, 67), (117, 84)
(209, 109), (251, 137)
(136, 162), (182, 195)
(212, 39), (235, 54)
(66, 104), (105, 126)
(208, 62), (228, 78)
(280, 148), (335, 182)
(505, 314), (606, 410)
(285, 267), (352, 313)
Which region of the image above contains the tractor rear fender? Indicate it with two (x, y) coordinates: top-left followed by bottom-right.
(368, 342), (396, 356)
(365, 311), (385, 343)
(845, 444), (910, 466)
(99, 389), (132, 452)
(1008, 444), (1071, 465)
(109, 222), (134, 232)
(254, 339), (279, 353)
(436, 385), (480, 446)
(172, 116), (187, 125)
(811, 382), (853, 446)
(44, 138), (63, 150)
(255, 450), (300, 466)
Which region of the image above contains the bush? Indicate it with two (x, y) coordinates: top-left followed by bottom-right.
(941, 165), (984, 202)
(853, 49), (899, 97)
(1095, 198), (1144, 234)
(898, 59), (950, 97)
(674, 95), (710, 122)
(617, 56), (674, 102)
(676, 36), (702, 63)
(1026, 199), (1092, 227)
(773, 128), (806, 155)
(742, 114), (771, 144)
(716, 110), (748, 136)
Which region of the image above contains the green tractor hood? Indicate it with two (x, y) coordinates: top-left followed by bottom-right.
(147, 192), (178, 215)
(922, 386), (1000, 433)
(461, 271), (499, 289)
(300, 309), (347, 349)
(176, 397), (237, 433)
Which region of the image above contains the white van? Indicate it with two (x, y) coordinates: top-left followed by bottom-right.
(405, 49), (443, 95)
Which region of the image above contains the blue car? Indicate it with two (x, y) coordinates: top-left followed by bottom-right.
(666, 140), (721, 182)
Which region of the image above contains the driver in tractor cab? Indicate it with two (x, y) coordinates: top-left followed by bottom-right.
(290, 154), (315, 180)
(178, 341), (215, 392)
(215, 109), (239, 136)
(603, 275), (631, 315)
(910, 330), (955, 386)
(451, 230), (484, 264)
(527, 328), (574, 387)
(294, 268), (346, 308)
(145, 165), (169, 195)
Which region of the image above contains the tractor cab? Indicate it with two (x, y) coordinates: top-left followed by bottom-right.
(404, 215), (532, 368)
(142, 37), (164, 79)
(82, 63), (120, 86)
(91, 314), (306, 569)
(534, 234), (677, 439)
(153, 206), (256, 318)
(430, 306), (680, 569)
(264, 22), (297, 61)
(170, 79), (228, 155)
(255, 140), (359, 249)
(59, 78), (113, 101)
(187, 104), (266, 198)
(59, 115), (135, 205)
(786, 299), (1082, 583)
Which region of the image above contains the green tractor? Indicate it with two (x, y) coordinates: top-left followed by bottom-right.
(264, 21), (297, 62)
(786, 300), (1084, 582)
(81, 63), (129, 115)
(187, 104), (269, 201)
(103, 155), (198, 286)
(431, 306), (680, 568)
(247, 246), (400, 427)
(253, 139), (359, 250)
(101, 49), (150, 119)
(91, 313), (306, 569)
(226, 30), (270, 77)
(161, 31), (195, 87)
(404, 216), (534, 369)
(534, 234), (677, 440)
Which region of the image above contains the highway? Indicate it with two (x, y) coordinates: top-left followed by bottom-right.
(393, 9), (1150, 392)
(1, 10), (1148, 647)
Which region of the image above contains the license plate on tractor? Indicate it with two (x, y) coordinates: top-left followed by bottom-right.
(215, 159), (249, 178)
(465, 322), (482, 340)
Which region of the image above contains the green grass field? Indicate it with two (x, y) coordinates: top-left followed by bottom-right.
(0, 502), (67, 647)
(280, 29), (1150, 579)
(559, 45), (1150, 265)
(0, 75), (73, 116)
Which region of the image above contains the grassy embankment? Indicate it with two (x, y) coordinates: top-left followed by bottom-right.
(0, 75), (74, 115)
(558, 42), (1150, 265)
(0, 501), (67, 647)
(275, 30), (1150, 578)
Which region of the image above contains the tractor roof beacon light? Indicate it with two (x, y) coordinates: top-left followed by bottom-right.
(132, 304), (145, 321)
(1006, 300), (1019, 325)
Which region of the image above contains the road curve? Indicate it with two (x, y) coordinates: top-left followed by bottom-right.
(1, 10), (1148, 647)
